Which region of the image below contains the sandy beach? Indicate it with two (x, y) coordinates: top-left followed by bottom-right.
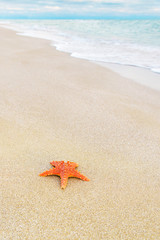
(1, 27), (160, 239)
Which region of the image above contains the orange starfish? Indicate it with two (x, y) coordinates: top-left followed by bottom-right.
(39, 161), (90, 189)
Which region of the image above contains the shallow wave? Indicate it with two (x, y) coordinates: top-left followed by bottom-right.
(1, 19), (160, 74)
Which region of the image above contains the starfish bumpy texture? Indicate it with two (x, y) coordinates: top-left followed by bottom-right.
(39, 161), (90, 189)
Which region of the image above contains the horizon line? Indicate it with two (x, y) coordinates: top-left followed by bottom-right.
(1, 16), (160, 20)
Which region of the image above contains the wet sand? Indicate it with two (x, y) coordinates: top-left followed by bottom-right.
(0, 27), (160, 239)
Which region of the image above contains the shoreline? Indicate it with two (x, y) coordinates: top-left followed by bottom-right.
(1, 27), (160, 239)
(97, 62), (160, 92)
(1, 21), (160, 92)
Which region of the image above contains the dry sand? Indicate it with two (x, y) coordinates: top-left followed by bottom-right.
(0, 27), (160, 240)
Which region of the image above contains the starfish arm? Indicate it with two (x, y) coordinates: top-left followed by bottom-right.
(39, 168), (60, 177)
(60, 173), (69, 189)
(70, 170), (90, 181)
(67, 161), (78, 168)
(50, 161), (64, 167)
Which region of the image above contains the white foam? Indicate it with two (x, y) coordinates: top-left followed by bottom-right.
(1, 19), (160, 78)
(151, 68), (160, 74)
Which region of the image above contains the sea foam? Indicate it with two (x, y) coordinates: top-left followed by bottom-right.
(1, 19), (160, 74)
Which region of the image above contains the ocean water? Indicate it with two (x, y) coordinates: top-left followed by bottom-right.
(1, 19), (160, 74)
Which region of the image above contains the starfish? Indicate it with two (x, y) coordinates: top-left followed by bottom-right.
(39, 161), (90, 189)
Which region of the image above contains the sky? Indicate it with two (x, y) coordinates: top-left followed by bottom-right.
(0, 0), (160, 19)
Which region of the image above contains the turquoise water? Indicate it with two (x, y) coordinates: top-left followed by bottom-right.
(1, 19), (160, 73)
